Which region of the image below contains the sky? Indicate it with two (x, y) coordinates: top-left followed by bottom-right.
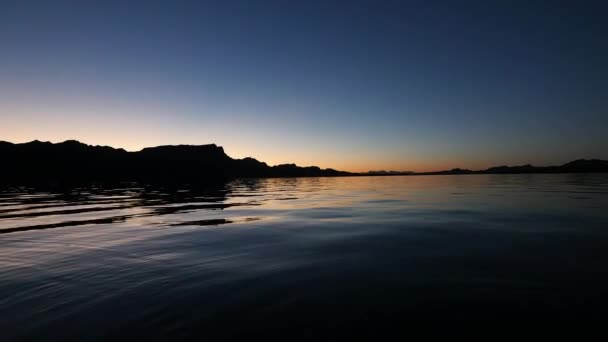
(1, 0), (607, 172)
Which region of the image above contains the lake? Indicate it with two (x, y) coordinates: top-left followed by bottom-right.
(1, 174), (608, 340)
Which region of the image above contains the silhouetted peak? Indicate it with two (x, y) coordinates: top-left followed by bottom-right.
(560, 159), (608, 172)
(239, 157), (268, 166)
(484, 164), (535, 172)
(57, 140), (90, 151)
(562, 159), (608, 167)
(140, 143), (224, 153)
(27, 139), (52, 145)
(61, 139), (85, 145)
(138, 144), (230, 163)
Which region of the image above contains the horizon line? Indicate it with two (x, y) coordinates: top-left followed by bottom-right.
(2, 138), (606, 175)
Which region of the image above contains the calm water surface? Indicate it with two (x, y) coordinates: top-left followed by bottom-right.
(1, 174), (608, 340)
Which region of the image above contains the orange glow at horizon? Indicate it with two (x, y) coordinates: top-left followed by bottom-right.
(0, 130), (507, 174)
(2, 100), (593, 174)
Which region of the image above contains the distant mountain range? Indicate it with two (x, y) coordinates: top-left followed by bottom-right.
(0, 140), (606, 184)
(365, 159), (608, 176)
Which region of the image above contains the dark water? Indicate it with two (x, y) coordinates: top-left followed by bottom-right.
(1, 174), (608, 340)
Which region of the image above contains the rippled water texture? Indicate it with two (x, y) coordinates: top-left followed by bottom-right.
(2, 174), (608, 340)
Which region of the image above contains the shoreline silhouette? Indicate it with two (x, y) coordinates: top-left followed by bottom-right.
(1, 139), (607, 185)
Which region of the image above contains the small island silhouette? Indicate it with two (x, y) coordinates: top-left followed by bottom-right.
(1, 140), (606, 184)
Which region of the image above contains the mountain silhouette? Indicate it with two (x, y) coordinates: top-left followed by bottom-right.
(0, 140), (349, 184)
(412, 159), (608, 175)
(0, 140), (606, 185)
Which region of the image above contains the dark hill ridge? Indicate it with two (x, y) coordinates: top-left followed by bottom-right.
(416, 159), (608, 175)
(368, 159), (608, 176)
(0, 140), (606, 184)
(0, 140), (349, 184)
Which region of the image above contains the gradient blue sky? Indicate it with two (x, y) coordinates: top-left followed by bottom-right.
(1, 0), (607, 171)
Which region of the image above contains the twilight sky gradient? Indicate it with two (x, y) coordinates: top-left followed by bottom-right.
(1, 0), (607, 172)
